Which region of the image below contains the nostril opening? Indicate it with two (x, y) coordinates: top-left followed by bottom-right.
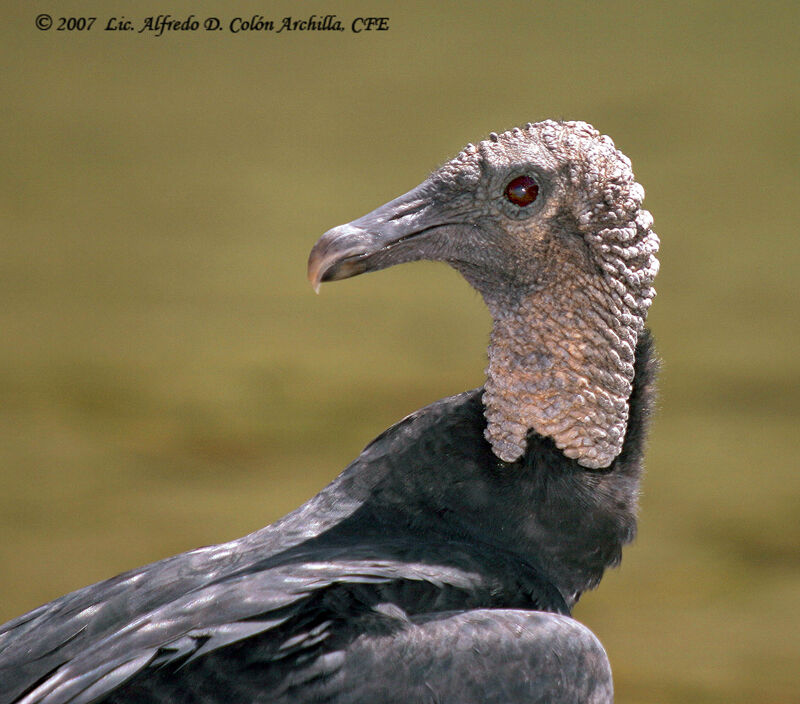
(387, 201), (427, 222)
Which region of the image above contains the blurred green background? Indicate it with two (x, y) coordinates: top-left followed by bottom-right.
(2, 1), (798, 701)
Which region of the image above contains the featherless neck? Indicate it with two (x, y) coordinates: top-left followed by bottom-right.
(482, 272), (640, 468)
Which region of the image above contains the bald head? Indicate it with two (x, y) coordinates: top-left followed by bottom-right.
(308, 121), (659, 468)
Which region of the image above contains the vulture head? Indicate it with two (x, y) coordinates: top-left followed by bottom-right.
(308, 120), (659, 469)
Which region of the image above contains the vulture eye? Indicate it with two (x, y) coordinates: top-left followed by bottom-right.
(504, 175), (539, 207)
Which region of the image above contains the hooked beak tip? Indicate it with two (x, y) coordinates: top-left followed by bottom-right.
(307, 224), (374, 294)
(307, 239), (332, 294)
(307, 261), (323, 294)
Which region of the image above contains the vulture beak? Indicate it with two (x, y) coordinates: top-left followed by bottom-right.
(307, 183), (441, 293)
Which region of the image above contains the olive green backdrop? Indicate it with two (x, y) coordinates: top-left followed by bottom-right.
(2, 2), (798, 701)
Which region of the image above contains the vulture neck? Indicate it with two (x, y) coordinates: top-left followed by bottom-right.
(284, 331), (656, 612)
(482, 272), (639, 469)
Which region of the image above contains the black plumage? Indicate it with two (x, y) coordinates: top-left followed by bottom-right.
(0, 120), (659, 703)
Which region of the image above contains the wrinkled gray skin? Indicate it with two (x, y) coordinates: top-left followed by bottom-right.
(0, 121), (658, 704)
(310, 121), (658, 468)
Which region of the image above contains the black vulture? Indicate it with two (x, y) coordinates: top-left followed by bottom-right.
(0, 120), (659, 703)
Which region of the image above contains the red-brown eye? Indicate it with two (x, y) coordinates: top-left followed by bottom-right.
(504, 175), (539, 207)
